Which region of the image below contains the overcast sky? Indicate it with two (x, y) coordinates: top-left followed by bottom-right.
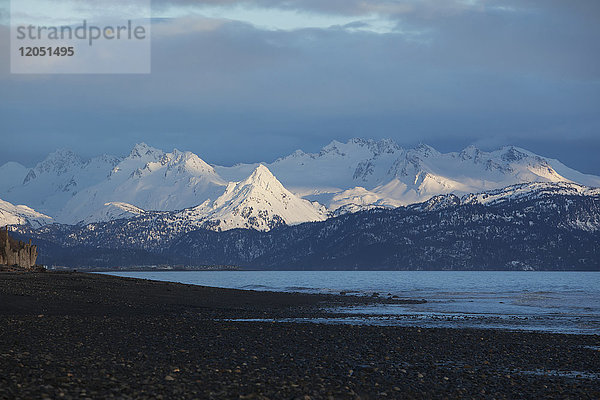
(1, 0), (599, 173)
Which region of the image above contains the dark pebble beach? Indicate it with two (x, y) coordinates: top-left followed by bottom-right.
(0, 272), (598, 399)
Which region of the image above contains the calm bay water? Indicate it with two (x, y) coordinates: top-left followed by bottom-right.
(101, 271), (600, 335)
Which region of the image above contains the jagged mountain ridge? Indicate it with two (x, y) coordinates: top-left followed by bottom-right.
(58, 144), (229, 224)
(2, 149), (120, 218)
(12, 165), (328, 249)
(256, 140), (600, 209)
(1, 139), (600, 229)
(12, 181), (600, 270)
(167, 191), (600, 270)
(411, 182), (600, 209)
(174, 165), (328, 231)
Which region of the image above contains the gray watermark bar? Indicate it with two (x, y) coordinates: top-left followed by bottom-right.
(10, 0), (151, 74)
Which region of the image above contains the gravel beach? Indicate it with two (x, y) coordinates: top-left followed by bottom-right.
(0, 272), (598, 399)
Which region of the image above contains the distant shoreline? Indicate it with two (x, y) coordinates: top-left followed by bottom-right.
(47, 266), (600, 272)
(47, 265), (242, 272)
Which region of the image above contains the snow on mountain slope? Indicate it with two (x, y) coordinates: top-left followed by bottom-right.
(58, 144), (228, 224)
(2, 139), (599, 225)
(215, 138), (403, 196)
(411, 181), (600, 211)
(80, 202), (147, 223)
(461, 181), (600, 206)
(408, 181), (600, 234)
(1, 150), (120, 217)
(70, 165), (329, 244)
(530, 155), (600, 187)
(329, 186), (404, 212)
(0, 198), (53, 228)
(218, 139), (598, 212)
(0, 162), (28, 193)
(175, 165), (328, 231)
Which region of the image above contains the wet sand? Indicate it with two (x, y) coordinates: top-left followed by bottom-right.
(0, 272), (598, 399)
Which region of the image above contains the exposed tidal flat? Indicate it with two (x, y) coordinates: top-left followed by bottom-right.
(0, 272), (599, 399)
(106, 270), (600, 335)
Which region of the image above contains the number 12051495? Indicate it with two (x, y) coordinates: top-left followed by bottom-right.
(19, 47), (75, 57)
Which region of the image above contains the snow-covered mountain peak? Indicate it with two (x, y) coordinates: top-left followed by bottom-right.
(133, 150), (213, 178)
(328, 138), (404, 157)
(372, 138), (402, 154)
(22, 149), (120, 186)
(479, 147), (569, 183)
(458, 145), (482, 161)
(61, 146), (228, 224)
(2, 149), (121, 218)
(89, 154), (122, 170)
(244, 164), (281, 188)
(498, 146), (531, 163)
(214, 165), (282, 208)
(201, 165), (328, 231)
(43, 148), (82, 163)
(0, 198), (53, 228)
(290, 149), (306, 158)
(127, 142), (164, 160)
(163, 150), (217, 176)
(25, 149), (83, 182)
(320, 140), (347, 156)
(411, 143), (439, 158)
(125, 146), (220, 181)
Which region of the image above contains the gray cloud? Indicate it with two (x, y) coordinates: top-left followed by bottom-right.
(1, 1), (599, 174)
(149, 0), (482, 17)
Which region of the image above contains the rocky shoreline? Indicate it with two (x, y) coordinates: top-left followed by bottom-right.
(0, 272), (598, 399)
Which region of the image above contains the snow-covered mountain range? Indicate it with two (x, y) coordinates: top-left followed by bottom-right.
(59, 144), (228, 224)
(12, 180), (600, 270)
(1, 139), (599, 231)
